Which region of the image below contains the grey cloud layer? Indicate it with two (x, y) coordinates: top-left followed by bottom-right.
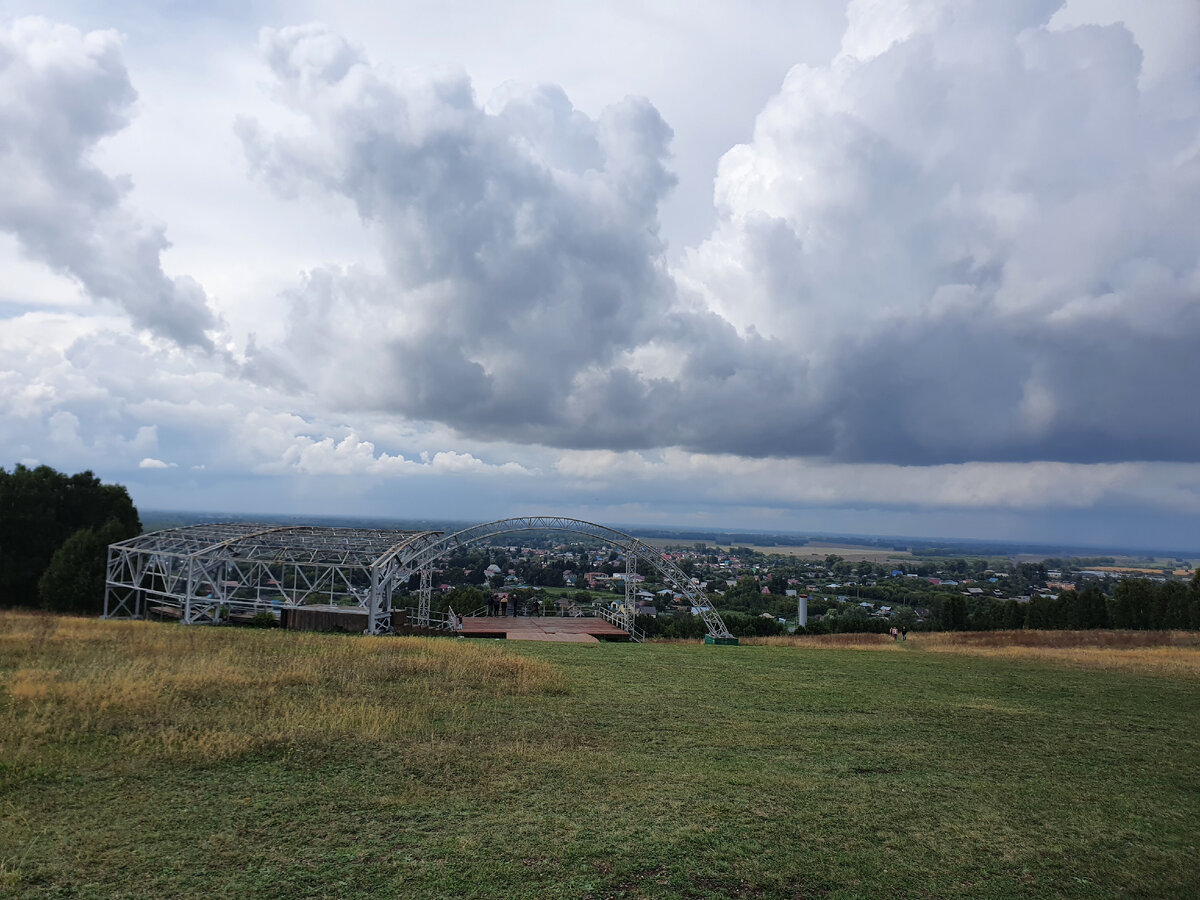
(686, 0), (1200, 463)
(240, 6), (1200, 465)
(4, 6), (1196, 470)
(237, 24), (677, 431)
(0, 18), (218, 348)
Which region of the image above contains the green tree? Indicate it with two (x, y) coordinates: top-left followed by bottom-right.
(1001, 599), (1026, 630)
(1158, 581), (1191, 630)
(1025, 594), (1056, 630)
(941, 595), (968, 631)
(0, 465), (141, 607)
(38, 519), (138, 614)
(1111, 580), (1154, 629)
(970, 600), (1002, 631)
(441, 585), (485, 614)
(1076, 586), (1109, 629)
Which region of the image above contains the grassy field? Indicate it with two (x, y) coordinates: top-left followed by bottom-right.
(2, 614), (1198, 899)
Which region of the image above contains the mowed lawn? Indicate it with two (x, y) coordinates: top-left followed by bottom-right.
(1, 614), (1198, 899)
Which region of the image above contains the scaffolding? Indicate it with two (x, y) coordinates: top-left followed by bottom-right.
(103, 523), (443, 634)
(105, 516), (733, 640)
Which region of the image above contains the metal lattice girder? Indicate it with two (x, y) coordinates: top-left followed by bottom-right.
(104, 523), (444, 634)
(624, 550), (637, 631)
(394, 516), (733, 639)
(104, 516), (733, 639)
(417, 567), (432, 627)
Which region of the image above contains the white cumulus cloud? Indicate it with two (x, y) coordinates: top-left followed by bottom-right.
(0, 17), (220, 348)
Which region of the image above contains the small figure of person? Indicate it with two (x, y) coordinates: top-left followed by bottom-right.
(890, 626), (898, 641)
(500, 596), (508, 617)
(901, 626), (908, 641)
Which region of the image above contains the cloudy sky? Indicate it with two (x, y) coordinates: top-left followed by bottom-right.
(2, 0), (1199, 550)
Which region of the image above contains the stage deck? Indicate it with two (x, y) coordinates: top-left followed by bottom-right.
(458, 616), (630, 642)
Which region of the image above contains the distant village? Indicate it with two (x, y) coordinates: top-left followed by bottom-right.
(419, 538), (1200, 637)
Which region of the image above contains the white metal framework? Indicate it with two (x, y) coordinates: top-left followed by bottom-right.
(391, 516), (733, 639)
(104, 516), (732, 639)
(104, 524), (443, 630)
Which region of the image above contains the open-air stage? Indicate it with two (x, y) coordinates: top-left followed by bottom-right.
(457, 616), (631, 642)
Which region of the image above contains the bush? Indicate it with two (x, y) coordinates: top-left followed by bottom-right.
(38, 519), (139, 614)
(249, 610), (278, 628)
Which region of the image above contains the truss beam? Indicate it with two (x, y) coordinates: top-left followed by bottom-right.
(103, 516), (733, 640)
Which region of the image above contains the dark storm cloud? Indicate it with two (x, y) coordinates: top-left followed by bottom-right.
(242, 7), (1200, 465)
(0, 18), (218, 349)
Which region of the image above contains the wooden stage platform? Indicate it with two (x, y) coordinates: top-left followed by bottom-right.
(458, 616), (631, 642)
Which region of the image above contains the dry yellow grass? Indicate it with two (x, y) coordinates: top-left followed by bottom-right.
(746, 629), (1200, 676)
(746, 633), (907, 651)
(929, 644), (1200, 676)
(0, 611), (564, 765)
(914, 630), (1200, 677)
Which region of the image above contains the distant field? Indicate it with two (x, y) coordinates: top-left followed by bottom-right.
(1012, 553), (1200, 570)
(748, 629), (1200, 677)
(1085, 565), (1200, 577)
(640, 537), (912, 562)
(2, 613), (1198, 899)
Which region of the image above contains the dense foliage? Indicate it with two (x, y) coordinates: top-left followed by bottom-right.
(788, 578), (1200, 636)
(969, 580), (1200, 632)
(0, 464), (140, 609)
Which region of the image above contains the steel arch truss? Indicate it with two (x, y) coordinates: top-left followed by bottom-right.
(105, 516), (732, 640)
(394, 516), (733, 639)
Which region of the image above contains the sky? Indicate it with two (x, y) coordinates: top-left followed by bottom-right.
(2, 0), (1199, 551)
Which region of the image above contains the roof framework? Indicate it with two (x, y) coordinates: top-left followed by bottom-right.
(104, 523), (443, 627)
(105, 517), (731, 639)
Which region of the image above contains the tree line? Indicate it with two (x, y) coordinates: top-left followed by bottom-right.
(950, 579), (1200, 632)
(798, 577), (1200, 635)
(0, 464), (141, 612)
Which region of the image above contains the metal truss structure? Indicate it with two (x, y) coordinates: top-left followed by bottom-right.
(104, 516), (733, 640)
(391, 516), (733, 639)
(103, 523), (443, 630)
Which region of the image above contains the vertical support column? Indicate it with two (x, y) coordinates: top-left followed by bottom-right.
(126, 551), (139, 619)
(103, 546), (117, 618)
(183, 556), (195, 625)
(367, 564), (380, 635)
(624, 548), (637, 633)
(418, 567), (432, 627)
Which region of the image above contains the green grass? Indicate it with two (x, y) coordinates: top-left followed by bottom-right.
(2, 613), (1198, 899)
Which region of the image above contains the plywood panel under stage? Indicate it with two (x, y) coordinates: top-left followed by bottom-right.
(458, 616), (630, 642)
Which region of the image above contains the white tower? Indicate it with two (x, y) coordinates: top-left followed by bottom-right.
(797, 596), (808, 628)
